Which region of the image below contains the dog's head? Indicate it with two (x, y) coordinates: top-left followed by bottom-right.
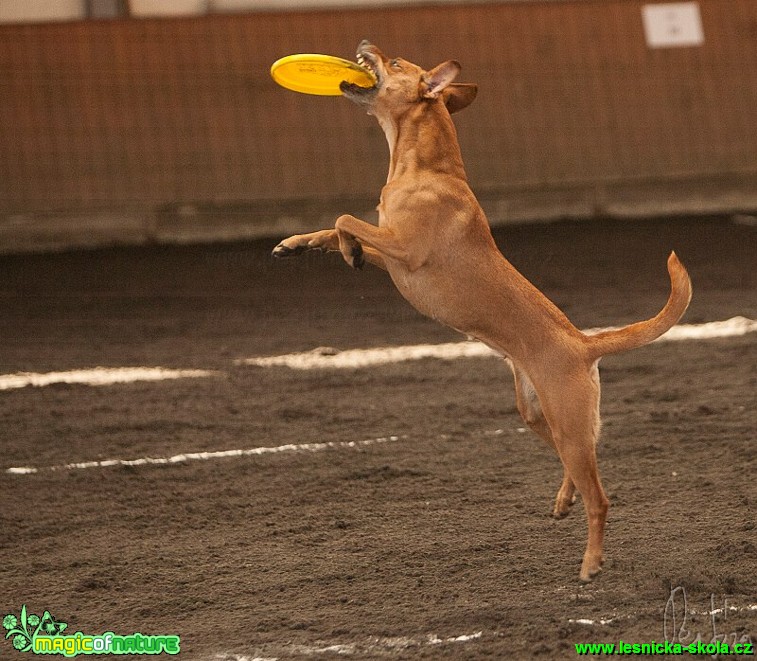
(340, 40), (478, 116)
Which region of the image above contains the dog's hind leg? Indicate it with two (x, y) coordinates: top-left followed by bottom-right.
(537, 365), (608, 581)
(511, 365), (576, 518)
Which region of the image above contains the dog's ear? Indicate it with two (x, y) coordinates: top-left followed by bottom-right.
(421, 60), (461, 99)
(443, 83), (478, 114)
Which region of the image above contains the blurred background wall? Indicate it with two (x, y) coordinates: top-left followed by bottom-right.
(1, 0), (756, 251)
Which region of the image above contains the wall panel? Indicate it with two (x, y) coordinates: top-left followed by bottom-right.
(0, 0), (755, 216)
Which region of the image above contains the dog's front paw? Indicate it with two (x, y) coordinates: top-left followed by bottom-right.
(272, 242), (303, 258)
(272, 236), (310, 258)
(273, 230), (338, 258)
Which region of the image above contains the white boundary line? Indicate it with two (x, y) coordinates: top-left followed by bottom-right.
(290, 631), (483, 656)
(211, 630), (484, 660)
(0, 367), (218, 391)
(241, 341), (494, 370)
(6, 436), (403, 475)
(238, 317), (757, 370)
(1, 318), (753, 389)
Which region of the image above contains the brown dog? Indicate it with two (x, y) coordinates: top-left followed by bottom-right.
(273, 41), (692, 581)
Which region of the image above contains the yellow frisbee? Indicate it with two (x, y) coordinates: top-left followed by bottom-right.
(270, 53), (377, 96)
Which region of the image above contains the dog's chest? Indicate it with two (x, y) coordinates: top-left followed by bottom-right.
(387, 266), (455, 326)
(392, 276), (434, 322)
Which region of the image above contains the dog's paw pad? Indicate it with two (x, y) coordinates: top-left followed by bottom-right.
(272, 243), (304, 258)
(351, 244), (364, 270)
(579, 556), (604, 582)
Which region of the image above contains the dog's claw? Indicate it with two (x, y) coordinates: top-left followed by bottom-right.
(579, 555), (605, 582)
(553, 495), (576, 519)
(272, 243), (304, 258)
(351, 243), (365, 270)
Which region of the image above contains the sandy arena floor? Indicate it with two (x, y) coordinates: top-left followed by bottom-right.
(1, 215), (755, 659)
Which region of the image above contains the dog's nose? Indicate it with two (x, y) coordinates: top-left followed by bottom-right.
(358, 39), (373, 51)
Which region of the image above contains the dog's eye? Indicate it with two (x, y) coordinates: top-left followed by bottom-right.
(390, 59), (401, 70)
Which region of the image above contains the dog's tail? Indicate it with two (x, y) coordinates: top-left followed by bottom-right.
(583, 252), (692, 360)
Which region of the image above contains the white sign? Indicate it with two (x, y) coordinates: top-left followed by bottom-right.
(642, 2), (705, 48)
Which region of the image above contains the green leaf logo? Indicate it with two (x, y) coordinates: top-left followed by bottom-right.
(3, 605), (67, 654)
(39, 611), (67, 637)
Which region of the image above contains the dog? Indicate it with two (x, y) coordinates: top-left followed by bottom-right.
(272, 41), (692, 581)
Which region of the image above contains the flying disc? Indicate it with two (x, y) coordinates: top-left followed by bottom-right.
(270, 53), (377, 96)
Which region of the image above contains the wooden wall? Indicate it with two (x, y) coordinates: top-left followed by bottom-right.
(1, 0), (756, 214)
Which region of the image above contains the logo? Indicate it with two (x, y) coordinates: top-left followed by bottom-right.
(3, 606), (180, 657)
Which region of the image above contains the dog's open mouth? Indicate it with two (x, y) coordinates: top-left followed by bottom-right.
(340, 49), (380, 99)
(356, 51), (380, 81)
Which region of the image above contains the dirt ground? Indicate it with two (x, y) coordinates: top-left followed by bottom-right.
(1, 215), (755, 660)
